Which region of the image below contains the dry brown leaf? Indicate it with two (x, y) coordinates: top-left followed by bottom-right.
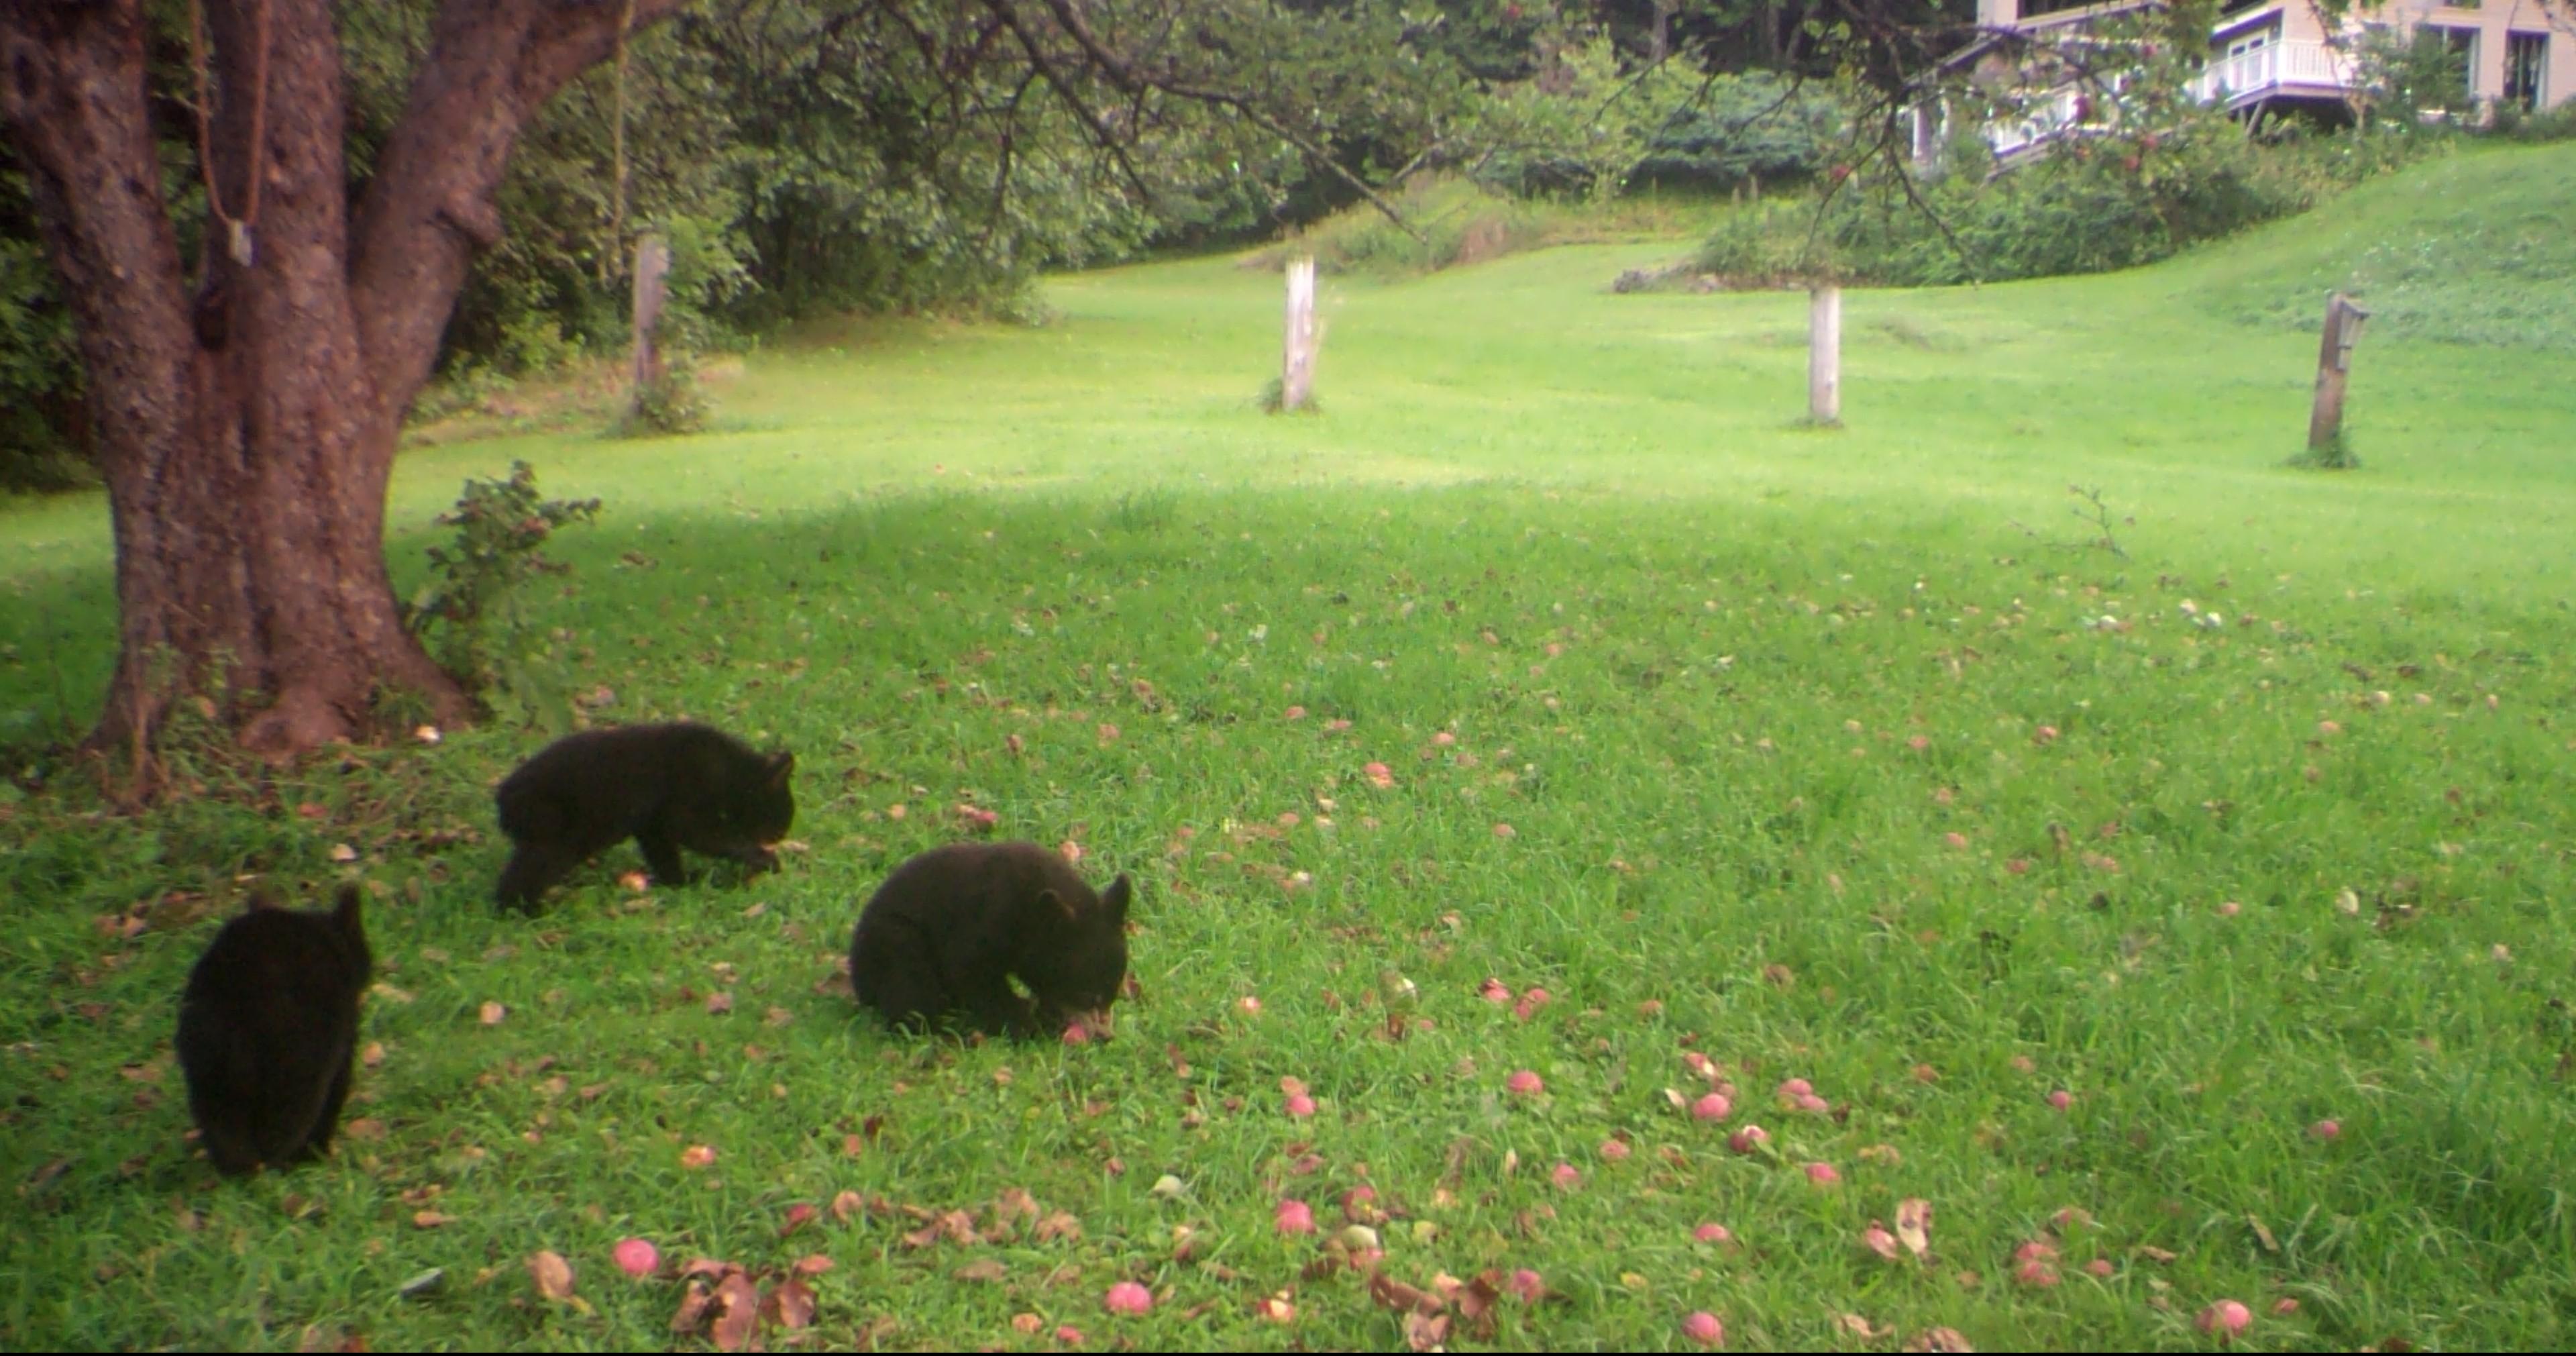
(410, 1210), (453, 1229)
(1368, 1273), (1444, 1316)
(1841, 1314), (1894, 1340)
(1456, 1272), (1503, 1340)
(705, 992), (733, 1015)
(478, 1002), (506, 1026)
(1011, 1313), (1043, 1335)
(710, 1273), (761, 1351)
(1035, 1211), (1083, 1243)
(528, 1250), (577, 1303)
(830, 1190), (867, 1222)
(765, 1276), (817, 1331)
(669, 1281), (714, 1335)
(1895, 1197), (1933, 1259)
(901, 1209), (977, 1249)
(1403, 1310), (1453, 1352)
(1906, 1328), (1976, 1353)
(792, 1253), (835, 1276)
(2135, 1245), (2178, 1265)
(992, 1187), (1040, 1229)
(953, 1259), (1008, 1284)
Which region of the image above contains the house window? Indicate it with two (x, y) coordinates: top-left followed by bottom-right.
(2506, 32), (2548, 111)
(2439, 26), (2480, 98)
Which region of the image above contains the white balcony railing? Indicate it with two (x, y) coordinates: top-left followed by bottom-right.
(1982, 38), (2360, 168)
(2186, 40), (2356, 105)
(1985, 87), (2088, 159)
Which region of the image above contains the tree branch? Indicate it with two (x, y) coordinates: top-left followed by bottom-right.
(1021, 0), (1423, 241)
(979, 0), (1155, 206)
(346, 0), (692, 431)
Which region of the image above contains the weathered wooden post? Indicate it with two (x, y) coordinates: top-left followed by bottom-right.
(1808, 282), (1842, 426)
(1281, 256), (1320, 412)
(2306, 291), (2369, 459)
(630, 233), (672, 402)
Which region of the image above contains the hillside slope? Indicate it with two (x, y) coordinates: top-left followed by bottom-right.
(2186, 142), (2576, 351)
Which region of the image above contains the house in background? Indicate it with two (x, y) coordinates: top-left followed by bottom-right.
(2184, 0), (2574, 119)
(1950, 0), (2575, 164)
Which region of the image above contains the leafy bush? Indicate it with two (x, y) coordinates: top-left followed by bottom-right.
(1629, 73), (1841, 194)
(1697, 118), (2437, 289)
(402, 462), (601, 733)
(2349, 23), (2473, 130)
(2493, 101), (2576, 144)
(1685, 11), (2455, 291)
(616, 351), (712, 437)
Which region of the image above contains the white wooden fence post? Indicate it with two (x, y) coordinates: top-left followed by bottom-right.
(1281, 256), (1320, 412)
(1808, 283), (1842, 426)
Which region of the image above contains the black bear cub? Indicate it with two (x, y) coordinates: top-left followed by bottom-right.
(851, 841), (1134, 1040)
(494, 721), (794, 911)
(175, 885), (371, 1176)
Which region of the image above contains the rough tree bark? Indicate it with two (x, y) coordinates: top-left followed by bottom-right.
(0, 0), (688, 761)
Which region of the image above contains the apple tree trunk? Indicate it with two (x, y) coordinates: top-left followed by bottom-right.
(0, 0), (685, 758)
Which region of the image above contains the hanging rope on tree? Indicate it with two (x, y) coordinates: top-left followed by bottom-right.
(606, 0), (636, 283)
(186, 0), (274, 268)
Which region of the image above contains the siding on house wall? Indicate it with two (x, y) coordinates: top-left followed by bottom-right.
(1979, 0), (2575, 109)
(2387, 1), (2574, 108)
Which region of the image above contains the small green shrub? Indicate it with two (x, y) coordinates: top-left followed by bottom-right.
(402, 461), (601, 733)
(2497, 101), (2576, 143)
(616, 351), (711, 437)
(2290, 433), (2361, 470)
(1256, 374), (1321, 415)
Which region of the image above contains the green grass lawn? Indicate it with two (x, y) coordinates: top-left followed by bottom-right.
(3, 144), (2573, 1352)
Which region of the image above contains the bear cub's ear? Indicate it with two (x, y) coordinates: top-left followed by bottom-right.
(764, 751), (796, 786)
(1100, 874), (1133, 927)
(332, 884), (364, 934)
